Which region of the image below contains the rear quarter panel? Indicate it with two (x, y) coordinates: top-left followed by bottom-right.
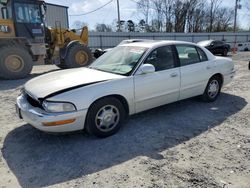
(213, 56), (235, 86)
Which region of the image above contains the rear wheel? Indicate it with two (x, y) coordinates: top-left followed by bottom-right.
(222, 48), (228, 56)
(85, 97), (126, 138)
(0, 46), (33, 80)
(60, 44), (93, 69)
(202, 76), (222, 102)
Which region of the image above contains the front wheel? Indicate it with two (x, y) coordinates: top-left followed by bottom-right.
(85, 97), (126, 138)
(201, 76), (222, 102)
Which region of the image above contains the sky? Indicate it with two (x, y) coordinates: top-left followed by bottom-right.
(46, 0), (250, 30)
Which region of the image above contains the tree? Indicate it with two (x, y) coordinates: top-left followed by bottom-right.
(136, 0), (151, 25)
(213, 7), (234, 32)
(72, 21), (88, 29)
(162, 0), (174, 32)
(95, 23), (113, 32)
(138, 19), (147, 32)
(127, 20), (135, 32)
(173, 0), (189, 32)
(186, 0), (206, 32)
(151, 0), (164, 32)
(208, 0), (222, 32)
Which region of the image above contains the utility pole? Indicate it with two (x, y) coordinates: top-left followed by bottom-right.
(117, 0), (121, 32)
(233, 0), (242, 53)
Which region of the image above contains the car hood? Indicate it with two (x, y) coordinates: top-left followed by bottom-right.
(24, 68), (125, 99)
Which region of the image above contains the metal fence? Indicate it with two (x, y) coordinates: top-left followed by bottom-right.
(88, 31), (250, 49)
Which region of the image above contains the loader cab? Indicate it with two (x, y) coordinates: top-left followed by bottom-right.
(1, 0), (46, 43)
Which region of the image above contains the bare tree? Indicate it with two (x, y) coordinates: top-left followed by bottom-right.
(95, 23), (113, 32)
(151, 0), (164, 32)
(213, 7), (234, 32)
(72, 21), (88, 29)
(208, 0), (222, 32)
(173, 0), (189, 32)
(186, 0), (206, 32)
(136, 0), (151, 25)
(162, 0), (174, 32)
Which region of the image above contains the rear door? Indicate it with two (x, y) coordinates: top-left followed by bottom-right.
(134, 45), (180, 113)
(175, 45), (214, 100)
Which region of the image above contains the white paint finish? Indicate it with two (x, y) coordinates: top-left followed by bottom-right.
(48, 77), (136, 115)
(17, 41), (235, 133)
(24, 67), (125, 99)
(179, 61), (213, 100)
(17, 94), (87, 132)
(134, 68), (180, 113)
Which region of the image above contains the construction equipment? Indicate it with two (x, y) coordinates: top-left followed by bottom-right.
(0, 0), (92, 79)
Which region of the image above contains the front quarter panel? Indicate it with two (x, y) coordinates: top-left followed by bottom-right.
(46, 77), (135, 115)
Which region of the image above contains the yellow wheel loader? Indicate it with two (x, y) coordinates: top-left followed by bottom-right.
(0, 0), (92, 79)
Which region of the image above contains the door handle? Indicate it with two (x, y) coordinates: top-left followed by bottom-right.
(170, 73), (178, 77)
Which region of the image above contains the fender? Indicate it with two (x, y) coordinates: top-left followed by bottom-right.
(60, 40), (86, 60)
(43, 80), (111, 100)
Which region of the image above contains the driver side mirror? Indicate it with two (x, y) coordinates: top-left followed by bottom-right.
(137, 64), (155, 75)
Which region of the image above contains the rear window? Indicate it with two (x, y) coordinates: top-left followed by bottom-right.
(196, 47), (208, 62)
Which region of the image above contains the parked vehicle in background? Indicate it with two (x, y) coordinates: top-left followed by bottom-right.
(94, 39), (153, 58)
(237, 42), (250, 51)
(197, 40), (230, 56)
(16, 40), (235, 138)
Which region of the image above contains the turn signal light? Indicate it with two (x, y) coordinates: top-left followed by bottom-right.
(42, 119), (76, 126)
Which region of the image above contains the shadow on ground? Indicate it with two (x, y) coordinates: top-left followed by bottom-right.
(2, 93), (247, 187)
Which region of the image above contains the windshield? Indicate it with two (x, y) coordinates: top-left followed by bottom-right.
(14, 3), (42, 24)
(89, 46), (148, 75)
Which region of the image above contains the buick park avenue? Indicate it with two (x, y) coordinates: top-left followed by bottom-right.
(16, 40), (235, 137)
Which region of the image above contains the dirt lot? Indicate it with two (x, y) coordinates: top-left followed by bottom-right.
(0, 53), (249, 188)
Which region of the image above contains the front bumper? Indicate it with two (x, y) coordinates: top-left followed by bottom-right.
(16, 94), (88, 133)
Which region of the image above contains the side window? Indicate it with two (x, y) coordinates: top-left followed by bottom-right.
(216, 41), (223, 45)
(196, 47), (208, 62)
(144, 46), (175, 71)
(176, 45), (200, 66)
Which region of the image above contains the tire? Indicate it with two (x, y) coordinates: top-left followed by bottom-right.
(85, 97), (126, 138)
(201, 76), (222, 102)
(222, 48), (228, 56)
(61, 44), (93, 69)
(56, 63), (67, 69)
(0, 46), (33, 80)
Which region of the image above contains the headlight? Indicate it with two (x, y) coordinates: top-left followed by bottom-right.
(42, 101), (76, 113)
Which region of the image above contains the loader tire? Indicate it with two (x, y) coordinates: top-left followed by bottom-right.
(63, 44), (93, 69)
(0, 46), (33, 80)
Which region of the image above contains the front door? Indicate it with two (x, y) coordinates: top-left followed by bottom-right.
(134, 45), (180, 113)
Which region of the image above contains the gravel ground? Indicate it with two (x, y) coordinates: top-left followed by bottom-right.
(0, 53), (249, 188)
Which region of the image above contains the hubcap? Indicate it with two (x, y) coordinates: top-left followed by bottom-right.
(5, 55), (24, 72)
(95, 105), (120, 132)
(75, 50), (88, 65)
(208, 80), (219, 98)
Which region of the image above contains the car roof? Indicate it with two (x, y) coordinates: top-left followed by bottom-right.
(120, 40), (199, 48)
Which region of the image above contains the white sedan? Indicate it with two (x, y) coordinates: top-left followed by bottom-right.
(16, 40), (235, 137)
